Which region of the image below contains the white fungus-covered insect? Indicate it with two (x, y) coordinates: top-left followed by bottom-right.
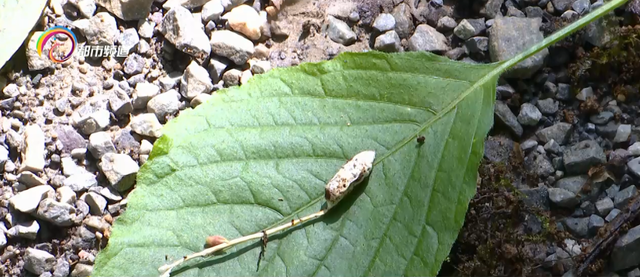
(324, 150), (376, 210)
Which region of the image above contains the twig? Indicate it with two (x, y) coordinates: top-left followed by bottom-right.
(576, 194), (640, 276)
(159, 210), (327, 277)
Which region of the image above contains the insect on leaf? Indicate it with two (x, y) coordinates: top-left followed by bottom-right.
(93, 51), (501, 276)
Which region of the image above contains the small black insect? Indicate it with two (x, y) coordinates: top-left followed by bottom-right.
(417, 135), (426, 144)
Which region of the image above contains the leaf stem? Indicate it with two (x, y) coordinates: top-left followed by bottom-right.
(158, 209), (327, 277)
(496, 0), (628, 75)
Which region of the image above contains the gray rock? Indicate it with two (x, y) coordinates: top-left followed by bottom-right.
(327, 16), (356, 46)
(208, 58), (228, 83)
(118, 28), (139, 55)
(57, 186), (77, 205)
(577, 87), (594, 101)
(191, 93), (211, 107)
(454, 18), (486, 40)
(563, 140), (606, 174)
(537, 123), (572, 145)
(548, 188), (579, 208)
(130, 113), (163, 138)
(552, 0), (575, 12)
(544, 139), (561, 154)
(561, 10), (579, 21)
(99, 153), (140, 192)
(83, 12), (118, 45)
(489, 17), (548, 79)
(108, 88), (133, 116)
(6, 220), (39, 240)
(590, 111), (613, 125)
(581, 201), (596, 216)
(607, 184), (621, 198)
(629, 142), (640, 156)
(202, 0), (224, 22)
(9, 185), (54, 213)
(223, 68), (242, 87)
(507, 6), (525, 17)
(520, 186), (550, 210)
(85, 192), (107, 215)
(391, 3), (414, 39)
(36, 198), (76, 227)
(71, 263), (93, 277)
(524, 152), (555, 177)
(161, 6), (211, 61)
(572, 0), (590, 14)
(614, 186), (637, 209)
(53, 258), (70, 277)
(0, 145), (7, 168)
(537, 98), (558, 115)
(374, 30), (402, 52)
(210, 30), (255, 65)
(629, 268), (640, 277)
(137, 19), (155, 39)
(408, 24), (449, 53)
(480, 0), (504, 18)
(148, 90), (181, 122)
(628, 157), (640, 178)
(521, 140), (538, 152)
(595, 121), (619, 140)
(0, 231), (6, 249)
(95, 186), (122, 202)
(494, 101), (523, 137)
(612, 225), (640, 271)
(123, 53), (145, 75)
(484, 136), (514, 163)
(64, 172), (98, 192)
(180, 61), (213, 99)
(588, 214), (605, 235)
(132, 82), (160, 110)
(18, 172), (47, 188)
(554, 175), (588, 195)
(518, 103), (542, 126)
(61, 157), (85, 177)
(54, 125), (87, 154)
(75, 109), (111, 135)
(88, 132), (115, 159)
(614, 124), (632, 143)
(465, 37), (489, 53)
(95, 0), (154, 21)
(24, 248), (56, 275)
(606, 208), (621, 222)
(20, 125), (46, 173)
(556, 83), (572, 101)
(525, 6), (544, 17)
(595, 197), (614, 216)
(220, 0), (247, 11)
(584, 16), (615, 47)
(436, 16), (457, 33)
(372, 13), (395, 33)
(563, 217), (589, 238)
(249, 60), (271, 75)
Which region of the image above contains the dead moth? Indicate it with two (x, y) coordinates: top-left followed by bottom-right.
(324, 150), (376, 210)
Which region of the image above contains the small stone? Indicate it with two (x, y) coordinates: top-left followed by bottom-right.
(96, 186), (122, 202)
(494, 100), (523, 137)
(564, 217), (589, 238)
(391, 3), (415, 39)
(210, 30), (255, 65)
(118, 28), (139, 55)
(190, 93), (212, 107)
(518, 103), (542, 126)
(36, 198), (76, 227)
(436, 16), (457, 33)
(372, 13), (396, 32)
(83, 12), (118, 45)
(556, 83), (572, 100)
(577, 87), (594, 101)
(544, 139), (561, 154)
(223, 4), (265, 40)
(607, 184), (621, 198)
(590, 111), (614, 125)
(588, 214), (605, 235)
(548, 188), (579, 208)
(130, 113), (163, 138)
(108, 88), (134, 116)
(537, 98), (558, 115)
(88, 132), (116, 159)
(552, 0), (575, 12)
(223, 69), (242, 87)
(56, 186), (77, 205)
(614, 124), (632, 143)
(123, 53), (145, 75)
(9, 185), (54, 213)
(627, 157), (640, 178)
(181, 61), (213, 99)
(454, 18), (486, 40)
(202, 0), (224, 22)
(561, 10), (579, 21)
(132, 82), (160, 110)
(18, 172), (47, 188)
(85, 192), (107, 215)
(611, 225), (640, 271)
(327, 16), (356, 46)
(606, 208), (621, 222)
(7, 220), (39, 239)
(524, 152), (555, 177)
(20, 125), (45, 173)
(75, 109), (111, 135)
(94, 0), (154, 21)
(614, 185), (637, 209)
(53, 258), (70, 277)
(70, 263), (93, 277)
(480, 0), (504, 18)
(24, 248), (56, 275)
(572, 0), (590, 14)
(630, 142), (640, 156)
(240, 70), (253, 84)
(63, 172), (98, 192)
(374, 30), (402, 52)
(536, 122), (572, 145)
(595, 198), (614, 216)
(563, 140), (606, 175)
(61, 157), (85, 177)
(522, 140), (538, 151)
(147, 90), (181, 122)
(137, 19), (155, 39)
(99, 153), (140, 192)
(249, 60), (271, 74)
(408, 24), (449, 53)
(489, 17), (548, 79)
(160, 6), (211, 61)
(465, 37), (489, 53)
(208, 58), (228, 83)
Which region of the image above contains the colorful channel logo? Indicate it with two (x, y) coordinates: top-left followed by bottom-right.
(36, 26), (77, 63)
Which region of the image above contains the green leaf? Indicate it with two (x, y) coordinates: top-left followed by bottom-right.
(93, 51), (501, 276)
(0, 0), (49, 70)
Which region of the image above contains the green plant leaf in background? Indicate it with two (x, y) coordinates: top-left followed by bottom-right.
(92, 51), (500, 276)
(0, 0), (49, 70)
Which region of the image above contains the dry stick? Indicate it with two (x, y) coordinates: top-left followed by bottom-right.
(158, 150), (376, 277)
(576, 194), (640, 276)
